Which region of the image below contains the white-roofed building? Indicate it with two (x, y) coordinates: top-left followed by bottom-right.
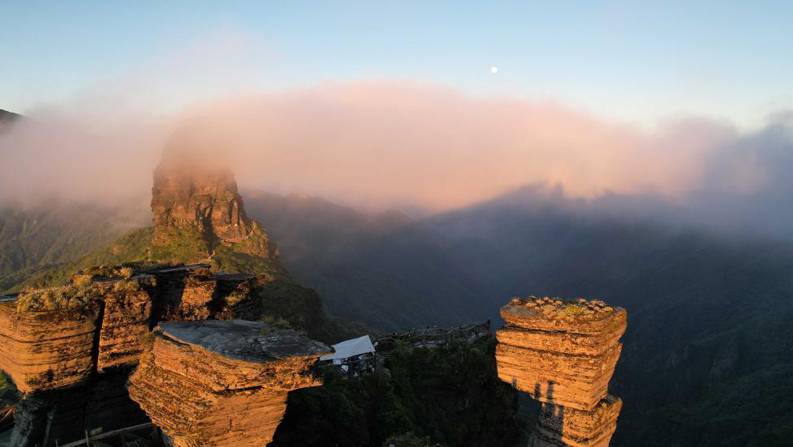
(319, 335), (376, 376)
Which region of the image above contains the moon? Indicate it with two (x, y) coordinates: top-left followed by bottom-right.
(490, 66), (499, 74)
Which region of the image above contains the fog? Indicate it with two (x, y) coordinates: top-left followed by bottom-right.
(1, 81), (792, 237)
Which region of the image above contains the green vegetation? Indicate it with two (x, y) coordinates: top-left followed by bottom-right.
(382, 433), (444, 447)
(0, 370), (18, 411)
(255, 280), (323, 330)
(0, 204), (139, 293)
(559, 303), (586, 317)
(11, 227), (154, 291)
(14, 223), (282, 291)
(149, 226), (211, 264)
(211, 242), (282, 278)
(260, 315), (292, 331)
(11, 261), (155, 313)
(112, 276), (156, 293)
(271, 337), (524, 447)
(15, 283), (99, 312)
(246, 279), (361, 343)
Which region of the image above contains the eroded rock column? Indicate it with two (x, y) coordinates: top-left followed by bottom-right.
(496, 297), (627, 447)
(0, 294), (100, 393)
(128, 320), (330, 447)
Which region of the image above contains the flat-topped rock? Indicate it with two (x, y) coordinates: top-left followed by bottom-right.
(501, 297), (626, 335)
(0, 297), (99, 393)
(129, 320), (330, 447)
(497, 298), (626, 358)
(160, 320), (330, 362)
(496, 295), (626, 445)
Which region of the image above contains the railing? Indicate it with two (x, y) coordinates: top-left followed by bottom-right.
(57, 423), (155, 447)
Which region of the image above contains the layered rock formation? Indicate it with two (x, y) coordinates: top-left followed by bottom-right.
(496, 297), (627, 447)
(129, 320), (329, 447)
(0, 263), (268, 445)
(532, 394), (623, 447)
(96, 276), (157, 372)
(0, 264), (262, 395)
(0, 292), (100, 393)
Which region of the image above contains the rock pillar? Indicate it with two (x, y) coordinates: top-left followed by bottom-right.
(128, 320), (330, 447)
(495, 297), (627, 447)
(0, 296), (100, 393)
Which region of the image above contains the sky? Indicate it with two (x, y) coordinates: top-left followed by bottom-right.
(2, 1), (792, 129)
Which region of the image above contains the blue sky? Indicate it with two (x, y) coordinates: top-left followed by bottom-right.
(1, 1), (791, 128)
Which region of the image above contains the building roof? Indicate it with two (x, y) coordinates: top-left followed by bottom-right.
(320, 335), (375, 361)
(0, 294), (18, 303)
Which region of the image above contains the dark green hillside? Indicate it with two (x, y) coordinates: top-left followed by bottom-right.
(272, 337), (524, 447)
(245, 192), (483, 330)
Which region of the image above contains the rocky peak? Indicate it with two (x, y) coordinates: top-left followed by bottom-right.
(150, 139), (274, 262)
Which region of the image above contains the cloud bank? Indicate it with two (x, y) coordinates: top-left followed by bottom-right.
(1, 80), (791, 235)
(176, 81), (738, 210)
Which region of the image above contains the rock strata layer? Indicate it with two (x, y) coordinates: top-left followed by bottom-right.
(531, 395), (623, 447)
(0, 298), (99, 393)
(96, 276), (156, 372)
(128, 320), (330, 447)
(496, 297), (627, 447)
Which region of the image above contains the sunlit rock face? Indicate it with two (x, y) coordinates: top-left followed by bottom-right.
(0, 297), (100, 393)
(0, 275), (159, 393)
(96, 275), (157, 372)
(0, 264), (265, 445)
(151, 161), (253, 243)
(0, 266), (261, 395)
(496, 297), (627, 447)
(151, 143), (274, 258)
(128, 320), (330, 447)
